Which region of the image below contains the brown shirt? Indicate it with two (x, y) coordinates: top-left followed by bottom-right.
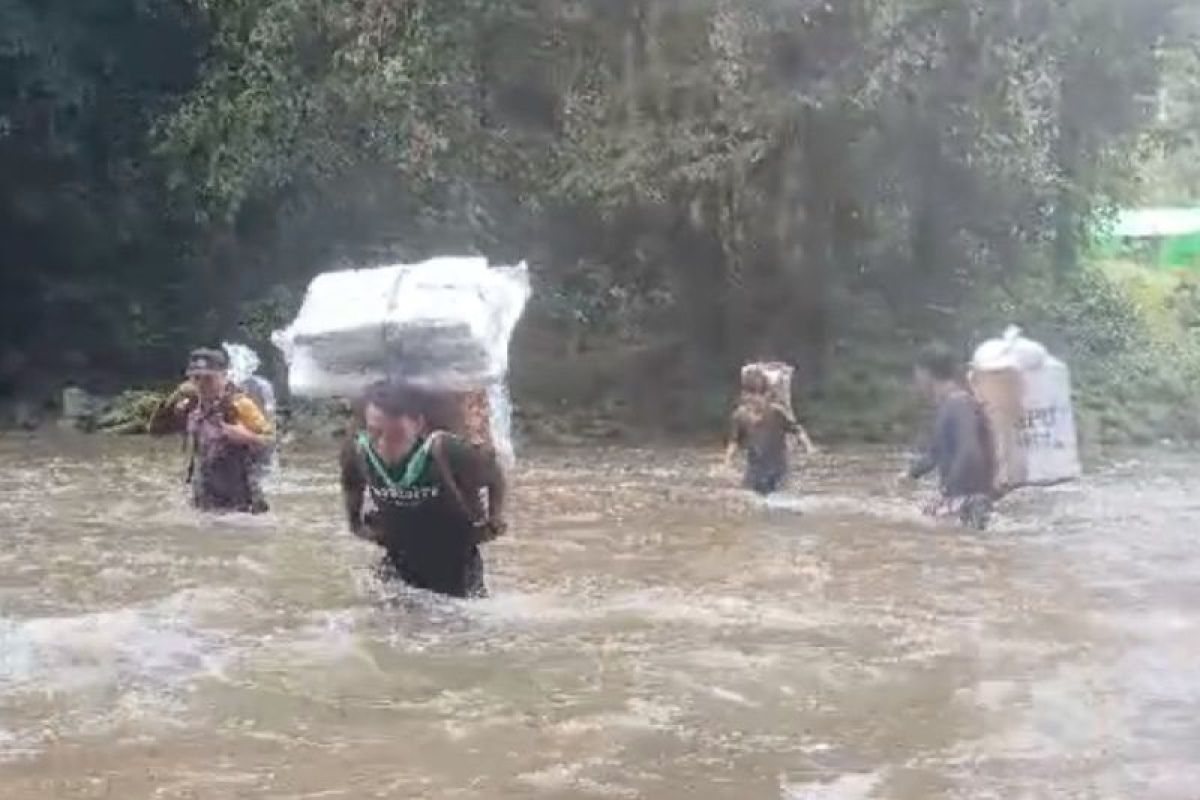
(730, 397), (798, 472)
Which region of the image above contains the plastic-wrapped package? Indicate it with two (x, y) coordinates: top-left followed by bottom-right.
(222, 342), (276, 423)
(970, 326), (1081, 489)
(223, 342), (261, 387)
(740, 362), (795, 418)
(222, 342), (278, 473)
(273, 258), (528, 396)
(272, 257), (529, 462)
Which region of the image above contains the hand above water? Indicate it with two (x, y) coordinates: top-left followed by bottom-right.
(720, 458), (742, 483)
(921, 496), (952, 518)
(221, 422), (261, 446)
(482, 516), (508, 541)
(350, 520), (383, 544)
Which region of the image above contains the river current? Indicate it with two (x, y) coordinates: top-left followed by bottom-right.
(0, 433), (1197, 798)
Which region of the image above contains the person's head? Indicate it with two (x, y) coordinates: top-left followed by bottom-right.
(913, 344), (960, 398)
(362, 380), (430, 457)
(186, 348), (230, 400)
(741, 369), (769, 397)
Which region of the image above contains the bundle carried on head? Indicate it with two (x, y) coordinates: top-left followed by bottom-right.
(740, 362), (795, 417)
(970, 326), (1080, 490)
(419, 386), (499, 452)
(273, 257), (530, 463)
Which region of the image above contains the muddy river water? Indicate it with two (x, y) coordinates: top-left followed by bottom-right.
(0, 433), (1197, 799)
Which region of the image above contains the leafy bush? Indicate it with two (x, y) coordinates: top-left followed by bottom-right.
(805, 262), (1200, 446)
(983, 264), (1200, 444)
(236, 284), (303, 350)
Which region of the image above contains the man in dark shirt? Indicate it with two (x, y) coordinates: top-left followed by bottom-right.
(340, 380), (508, 598)
(905, 345), (997, 529)
(725, 371), (817, 496)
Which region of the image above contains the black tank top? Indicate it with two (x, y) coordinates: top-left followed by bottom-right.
(357, 433), (481, 597)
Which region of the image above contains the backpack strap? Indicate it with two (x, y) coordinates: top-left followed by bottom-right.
(428, 431), (487, 529)
(356, 431), (434, 491)
(353, 430), (489, 530)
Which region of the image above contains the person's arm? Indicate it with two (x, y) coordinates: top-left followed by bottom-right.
(794, 423), (817, 455)
(223, 397), (272, 447)
(943, 396), (984, 495)
(907, 449), (935, 480)
(777, 404), (818, 455)
(724, 410), (745, 467)
(440, 436), (509, 542)
(147, 382), (196, 435)
(478, 451), (509, 541)
(906, 410), (940, 481)
(339, 437), (375, 541)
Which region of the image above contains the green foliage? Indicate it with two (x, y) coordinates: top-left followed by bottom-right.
(0, 0), (204, 379)
(3, 0), (1200, 443)
(95, 390), (169, 435)
(236, 284), (302, 347)
(159, 0), (504, 219)
(977, 263), (1200, 444)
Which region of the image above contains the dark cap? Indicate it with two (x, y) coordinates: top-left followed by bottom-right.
(186, 347), (229, 376)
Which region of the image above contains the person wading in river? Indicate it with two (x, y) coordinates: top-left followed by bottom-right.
(340, 380), (508, 599)
(725, 370), (817, 496)
(151, 348), (273, 514)
(903, 345), (997, 530)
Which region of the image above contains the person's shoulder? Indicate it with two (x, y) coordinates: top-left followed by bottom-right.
(948, 389), (977, 407)
(230, 393), (258, 415)
(434, 430), (480, 459)
(340, 428), (364, 453)
(941, 390), (979, 416)
(767, 401), (794, 420)
(230, 393), (271, 432)
(339, 431), (366, 472)
(733, 396), (763, 417)
(434, 430), (497, 475)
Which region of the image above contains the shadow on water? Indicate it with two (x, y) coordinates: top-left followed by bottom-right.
(0, 432), (1197, 798)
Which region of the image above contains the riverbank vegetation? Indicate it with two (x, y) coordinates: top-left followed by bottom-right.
(3, 0), (1199, 443)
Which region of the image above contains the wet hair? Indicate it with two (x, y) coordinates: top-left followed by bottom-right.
(362, 379), (428, 420)
(915, 344), (959, 382)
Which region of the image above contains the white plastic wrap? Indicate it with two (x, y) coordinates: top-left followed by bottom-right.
(971, 325), (1048, 371)
(970, 326), (1081, 488)
(486, 382), (515, 467)
(741, 362), (795, 417)
(273, 257), (529, 397)
(222, 342), (276, 421)
(271, 257), (530, 461)
(223, 342), (261, 386)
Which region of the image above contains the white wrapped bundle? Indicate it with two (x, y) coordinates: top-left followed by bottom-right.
(740, 362), (795, 418)
(970, 325), (1081, 489)
(272, 257), (529, 462)
(273, 257), (529, 397)
(222, 341), (277, 423)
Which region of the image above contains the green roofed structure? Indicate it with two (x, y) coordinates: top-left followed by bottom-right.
(1092, 207), (1200, 272)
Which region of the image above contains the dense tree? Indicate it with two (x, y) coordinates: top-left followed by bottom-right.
(1, 0), (1196, 429)
(0, 0), (203, 384)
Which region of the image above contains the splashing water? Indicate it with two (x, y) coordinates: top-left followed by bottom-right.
(221, 342), (261, 387)
(0, 436), (1198, 798)
(271, 258), (530, 460)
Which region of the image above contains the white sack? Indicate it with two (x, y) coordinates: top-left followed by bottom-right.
(971, 326), (1081, 487)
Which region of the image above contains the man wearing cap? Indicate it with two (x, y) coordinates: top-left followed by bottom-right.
(151, 348), (274, 513)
